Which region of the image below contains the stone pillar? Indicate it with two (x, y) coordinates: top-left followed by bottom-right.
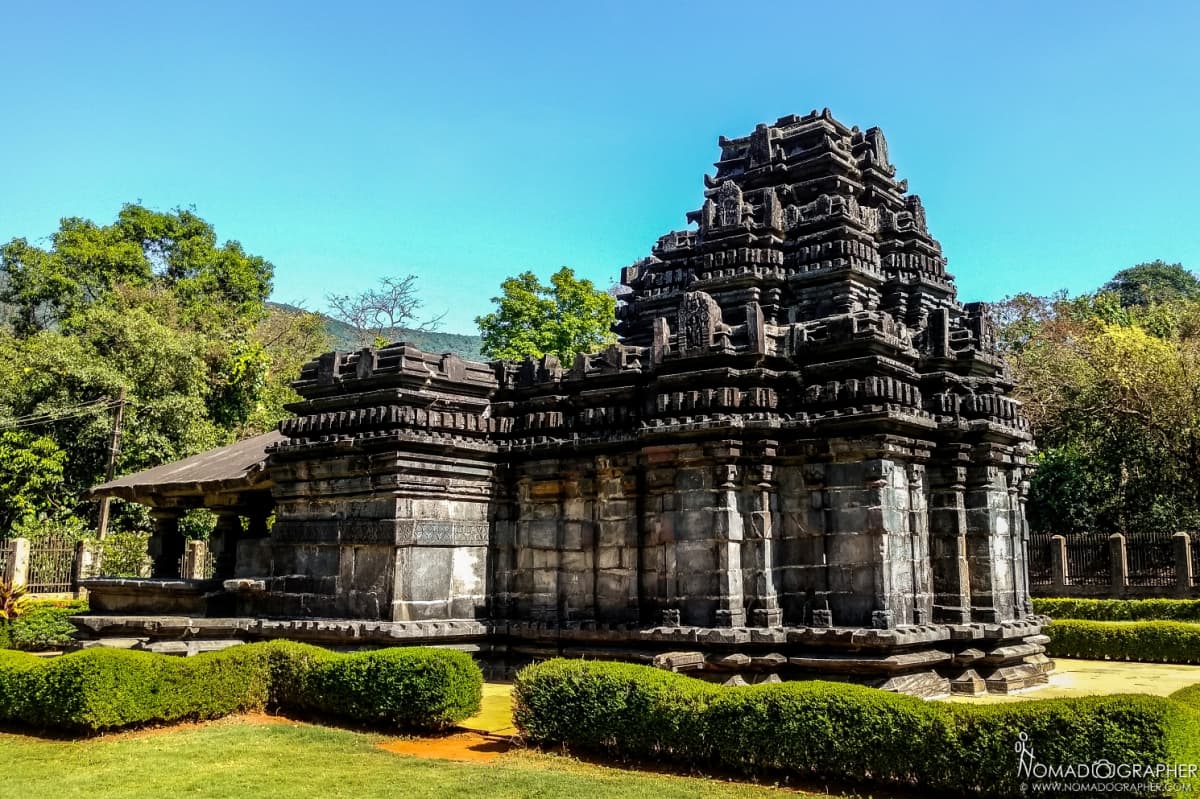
(73, 540), (100, 594)
(928, 464), (971, 623)
(639, 452), (678, 626)
(1050, 534), (1068, 590)
(212, 512), (242, 580)
(773, 459), (828, 625)
(1174, 532), (1193, 595)
(1013, 470), (1034, 615)
(594, 455), (638, 624)
(557, 470), (593, 622)
(181, 539), (208, 579)
(1109, 533), (1128, 594)
(964, 460), (1013, 622)
(148, 510), (185, 578)
(513, 472), (559, 623)
(745, 455), (781, 627)
(6, 538), (30, 587)
(713, 457), (746, 627)
(490, 494), (518, 620)
(821, 454), (912, 629)
(905, 463), (932, 625)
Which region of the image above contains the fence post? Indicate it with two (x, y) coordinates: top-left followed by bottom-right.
(8, 538), (31, 588)
(73, 540), (101, 597)
(1109, 533), (1128, 594)
(1050, 534), (1068, 590)
(1174, 532), (1193, 595)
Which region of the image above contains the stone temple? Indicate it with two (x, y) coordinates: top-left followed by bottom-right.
(83, 109), (1050, 696)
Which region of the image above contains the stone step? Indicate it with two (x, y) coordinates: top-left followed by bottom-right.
(138, 639), (248, 657)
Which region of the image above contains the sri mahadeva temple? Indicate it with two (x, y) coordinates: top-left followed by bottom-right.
(84, 109), (1050, 697)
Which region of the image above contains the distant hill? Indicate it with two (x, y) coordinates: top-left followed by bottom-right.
(270, 303), (484, 361)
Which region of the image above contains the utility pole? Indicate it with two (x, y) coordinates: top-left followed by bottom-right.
(96, 387), (127, 541)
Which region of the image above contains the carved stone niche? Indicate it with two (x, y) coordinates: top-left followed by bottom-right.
(677, 291), (723, 355)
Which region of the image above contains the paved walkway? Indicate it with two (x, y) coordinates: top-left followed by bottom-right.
(942, 658), (1200, 704)
(459, 682), (518, 735)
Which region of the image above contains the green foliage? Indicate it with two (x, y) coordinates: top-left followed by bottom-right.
(97, 531), (151, 577)
(1000, 263), (1200, 535)
(1045, 619), (1200, 664)
(3, 646), (272, 730)
(3, 599), (87, 651)
(265, 640), (481, 729)
(514, 659), (1200, 798)
(0, 431), (68, 537)
(1102, 261), (1200, 308)
(0, 204), (272, 337)
(246, 304), (334, 433)
(0, 206), (328, 536)
(0, 641), (481, 733)
(476, 267), (616, 362)
(1033, 597), (1200, 621)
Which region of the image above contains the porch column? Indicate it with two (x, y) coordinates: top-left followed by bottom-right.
(148, 509), (185, 578)
(212, 511), (242, 580)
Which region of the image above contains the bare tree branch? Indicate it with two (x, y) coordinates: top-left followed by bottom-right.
(326, 274), (444, 348)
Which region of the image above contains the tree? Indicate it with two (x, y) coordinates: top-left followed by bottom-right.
(326, 275), (444, 349)
(1101, 260), (1200, 308)
(476, 267), (616, 362)
(0, 204), (272, 336)
(999, 263), (1200, 534)
(0, 432), (68, 537)
(0, 204), (282, 536)
(241, 304), (333, 434)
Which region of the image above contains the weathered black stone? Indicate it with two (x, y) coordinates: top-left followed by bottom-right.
(84, 111), (1047, 694)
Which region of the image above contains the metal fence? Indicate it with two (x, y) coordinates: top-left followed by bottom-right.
(26, 536), (77, 594)
(1126, 530), (1178, 587)
(0, 543), (9, 583)
(1062, 531), (1112, 586)
(1028, 530), (1200, 591)
(1193, 532), (1200, 587)
(1028, 531), (1053, 586)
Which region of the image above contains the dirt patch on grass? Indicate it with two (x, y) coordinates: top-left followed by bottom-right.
(377, 731), (514, 762)
(95, 712), (296, 741)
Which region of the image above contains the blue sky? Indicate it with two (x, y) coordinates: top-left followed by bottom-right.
(1, 2), (1197, 334)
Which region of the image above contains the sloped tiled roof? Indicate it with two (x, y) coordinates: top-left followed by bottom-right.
(90, 430), (283, 503)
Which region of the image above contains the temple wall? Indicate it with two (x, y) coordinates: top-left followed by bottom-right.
(258, 449), (495, 621)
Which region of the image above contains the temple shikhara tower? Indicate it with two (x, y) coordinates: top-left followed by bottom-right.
(86, 110), (1051, 696)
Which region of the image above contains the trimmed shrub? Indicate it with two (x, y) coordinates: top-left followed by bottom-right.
(514, 659), (1200, 798)
(1034, 597), (1200, 622)
(265, 640), (481, 729)
(512, 659), (711, 759)
(0, 641), (482, 733)
(18, 646), (272, 730)
(0, 649), (42, 723)
(946, 695), (1200, 795)
(1046, 619), (1200, 663)
(6, 599), (88, 651)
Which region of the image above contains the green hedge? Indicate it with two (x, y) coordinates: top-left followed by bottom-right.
(514, 659), (1200, 798)
(0, 599), (88, 651)
(0, 641), (481, 733)
(1045, 619), (1200, 664)
(1034, 597), (1200, 622)
(265, 641), (482, 729)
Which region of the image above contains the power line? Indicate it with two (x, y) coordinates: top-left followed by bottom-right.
(0, 397), (126, 432)
(0, 397), (114, 426)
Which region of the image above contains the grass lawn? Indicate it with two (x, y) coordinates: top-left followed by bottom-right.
(0, 718), (842, 799)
